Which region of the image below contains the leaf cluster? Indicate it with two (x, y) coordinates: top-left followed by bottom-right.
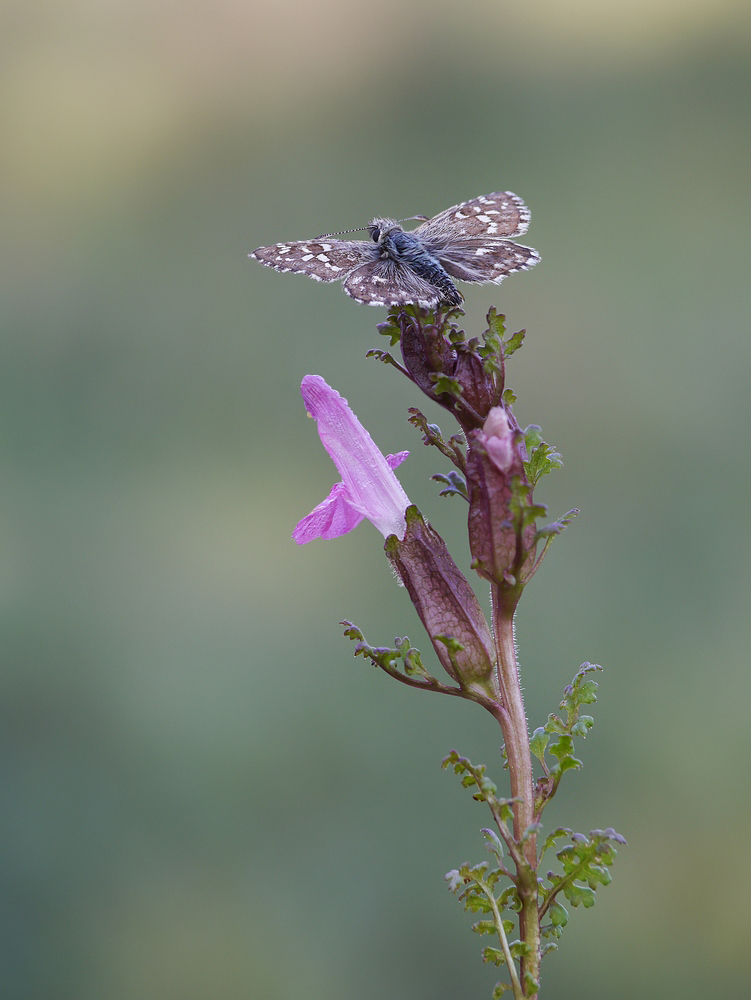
(531, 663), (602, 817)
(341, 621), (467, 697)
(443, 744), (625, 992)
(445, 857), (523, 998)
(538, 827), (627, 951)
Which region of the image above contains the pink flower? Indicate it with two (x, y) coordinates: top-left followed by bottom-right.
(293, 375), (411, 544)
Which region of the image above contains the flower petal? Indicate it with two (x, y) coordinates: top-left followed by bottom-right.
(293, 481), (366, 544)
(297, 376), (411, 540)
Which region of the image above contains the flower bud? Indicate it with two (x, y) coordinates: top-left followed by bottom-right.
(451, 344), (503, 425)
(385, 507), (498, 694)
(396, 311), (502, 432)
(467, 407), (537, 587)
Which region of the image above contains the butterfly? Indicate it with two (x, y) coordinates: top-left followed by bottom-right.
(249, 192), (540, 308)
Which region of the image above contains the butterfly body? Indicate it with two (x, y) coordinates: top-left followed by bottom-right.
(249, 192), (539, 308)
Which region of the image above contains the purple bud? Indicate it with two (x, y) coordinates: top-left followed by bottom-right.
(467, 407), (536, 587)
(385, 507), (498, 692)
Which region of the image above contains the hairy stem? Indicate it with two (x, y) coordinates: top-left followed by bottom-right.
(490, 588), (540, 994)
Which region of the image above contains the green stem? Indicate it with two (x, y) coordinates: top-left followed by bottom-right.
(490, 590), (540, 995)
(480, 881), (524, 1000)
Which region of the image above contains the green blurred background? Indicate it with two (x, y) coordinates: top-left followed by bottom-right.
(1, 1), (750, 997)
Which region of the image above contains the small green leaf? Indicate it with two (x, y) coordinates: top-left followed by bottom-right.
(503, 329), (526, 357)
(486, 307), (506, 340)
(509, 940), (530, 959)
(549, 734), (575, 761)
(471, 920), (497, 936)
(464, 894), (493, 914)
(550, 901), (568, 927)
(492, 982), (512, 998)
(403, 647), (430, 678)
(523, 970), (540, 995)
(523, 425), (563, 487)
(539, 827), (572, 860)
(432, 470), (469, 501)
(530, 727), (549, 762)
(375, 317), (401, 346)
(562, 883), (596, 908)
(482, 947), (505, 967)
(431, 374), (463, 398)
(502, 387), (517, 405)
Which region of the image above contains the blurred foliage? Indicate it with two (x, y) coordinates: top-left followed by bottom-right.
(1, 2), (751, 998)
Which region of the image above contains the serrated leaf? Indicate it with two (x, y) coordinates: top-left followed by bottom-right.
(523, 425), (563, 487)
(431, 374), (463, 398)
(485, 306), (506, 338)
(539, 827), (572, 859)
(509, 940), (530, 959)
(503, 329), (525, 356)
(557, 756), (583, 774)
(544, 714), (567, 735)
(562, 883), (596, 908)
(472, 920), (497, 936)
(482, 947), (505, 967)
(376, 317), (401, 346)
(549, 735), (575, 761)
(549, 901), (568, 927)
(530, 727), (549, 762)
(492, 982), (512, 998)
(464, 894), (493, 914)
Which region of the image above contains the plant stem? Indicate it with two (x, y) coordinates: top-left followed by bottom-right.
(490, 587), (541, 994)
(481, 881), (524, 1000)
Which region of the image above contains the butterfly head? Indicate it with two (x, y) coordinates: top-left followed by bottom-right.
(367, 218), (402, 244)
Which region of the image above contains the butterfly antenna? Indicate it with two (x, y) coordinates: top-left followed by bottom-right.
(315, 226), (369, 238)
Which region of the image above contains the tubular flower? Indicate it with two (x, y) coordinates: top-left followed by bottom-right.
(293, 375), (411, 544)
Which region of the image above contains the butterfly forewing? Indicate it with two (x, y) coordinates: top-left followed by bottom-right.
(249, 240), (373, 282)
(416, 192), (531, 242)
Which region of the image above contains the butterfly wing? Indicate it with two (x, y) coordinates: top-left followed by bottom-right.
(437, 240), (541, 284)
(343, 259), (446, 308)
(249, 239), (374, 283)
(415, 191), (532, 243)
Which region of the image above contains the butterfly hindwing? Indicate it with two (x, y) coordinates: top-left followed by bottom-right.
(438, 240), (541, 284)
(343, 259), (444, 308)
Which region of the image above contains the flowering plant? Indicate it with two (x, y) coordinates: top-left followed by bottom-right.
(294, 305), (624, 999)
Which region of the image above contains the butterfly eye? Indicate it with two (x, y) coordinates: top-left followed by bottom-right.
(368, 224), (380, 242)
